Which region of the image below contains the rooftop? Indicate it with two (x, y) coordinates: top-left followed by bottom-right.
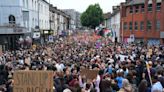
(126, 0), (162, 6)
(103, 12), (111, 19)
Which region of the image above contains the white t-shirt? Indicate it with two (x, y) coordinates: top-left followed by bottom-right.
(151, 82), (163, 92)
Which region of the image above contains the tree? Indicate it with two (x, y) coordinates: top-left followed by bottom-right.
(81, 4), (104, 29)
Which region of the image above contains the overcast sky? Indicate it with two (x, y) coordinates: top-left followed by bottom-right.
(49, 0), (125, 13)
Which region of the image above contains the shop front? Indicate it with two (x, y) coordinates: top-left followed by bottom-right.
(42, 29), (53, 43)
(147, 39), (160, 46)
(0, 27), (29, 51)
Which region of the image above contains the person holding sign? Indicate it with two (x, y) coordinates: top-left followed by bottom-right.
(142, 61), (156, 87)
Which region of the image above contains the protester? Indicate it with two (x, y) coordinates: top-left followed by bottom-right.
(0, 32), (163, 92)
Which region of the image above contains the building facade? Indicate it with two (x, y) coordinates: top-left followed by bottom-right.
(103, 12), (111, 29)
(0, 0), (51, 50)
(75, 12), (81, 28)
(49, 5), (70, 36)
(39, 0), (49, 31)
(120, 0), (164, 45)
(110, 6), (121, 42)
(38, 0), (50, 43)
(0, 0), (37, 50)
(62, 9), (81, 29)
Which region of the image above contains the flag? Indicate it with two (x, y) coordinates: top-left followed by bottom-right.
(104, 29), (113, 37)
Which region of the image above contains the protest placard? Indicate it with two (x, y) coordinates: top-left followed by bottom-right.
(80, 69), (99, 80)
(13, 71), (53, 92)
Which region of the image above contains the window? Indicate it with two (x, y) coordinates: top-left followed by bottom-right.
(45, 21), (46, 28)
(130, 6), (133, 13)
(135, 22), (138, 30)
(129, 22), (132, 30)
(23, 0), (25, 7)
(135, 6), (139, 13)
(148, 4), (152, 12)
(9, 15), (16, 24)
(35, 1), (37, 10)
(147, 20), (152, 30)
(140, 21), (144, 31)
(26, 0), (28, 8)
(32, 0), (33, 8)
(35, 19), (37, 26)
(124, 22), (127, 30)
(156, 20), (160, 30)
(41, 5), (43, 12)
(39, 3), (40, 12)
(42, 20), (43, 27)
(156, 3), (161, 11)
(32, 18), (34, 27)
(141, 4), (144, 12)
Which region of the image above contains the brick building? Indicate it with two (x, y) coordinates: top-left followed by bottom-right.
(120, 0), (164, 45)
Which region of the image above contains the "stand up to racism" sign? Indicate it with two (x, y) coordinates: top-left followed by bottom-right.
(13, 71), (54, 92)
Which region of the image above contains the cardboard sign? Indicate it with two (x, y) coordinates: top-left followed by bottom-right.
(80, 69), (99, 80)
(13, 71), (53, 92)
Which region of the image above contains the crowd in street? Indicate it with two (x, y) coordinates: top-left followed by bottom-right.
(0, 33), (164, 92)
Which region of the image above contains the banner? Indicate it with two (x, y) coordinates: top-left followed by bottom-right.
(13, 71), (53, 92)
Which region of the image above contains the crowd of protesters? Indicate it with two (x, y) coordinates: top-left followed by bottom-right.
(0, 33), (164, 92)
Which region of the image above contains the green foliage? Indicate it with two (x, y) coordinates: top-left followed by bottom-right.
(80, 4), (104, 29)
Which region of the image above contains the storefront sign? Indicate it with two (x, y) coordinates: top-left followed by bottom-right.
(33, 32), (40, 38)
(13, 28), (23, 33)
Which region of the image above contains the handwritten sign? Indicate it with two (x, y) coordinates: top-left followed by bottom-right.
(13, 71), (53, 92)
(80, 69), (99, 80)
